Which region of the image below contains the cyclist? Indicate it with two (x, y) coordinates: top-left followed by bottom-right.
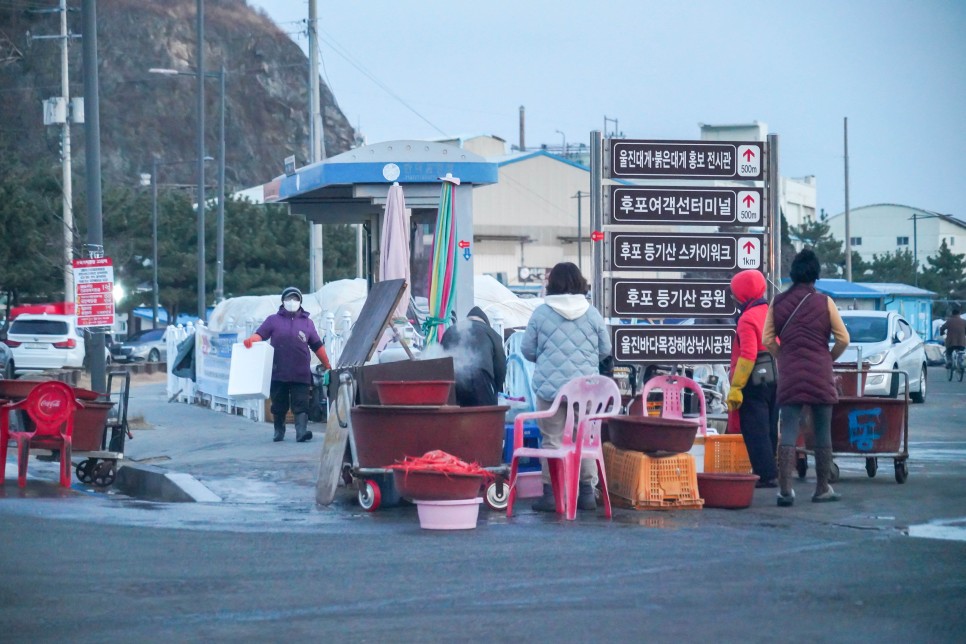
(940, 306), (966, 369)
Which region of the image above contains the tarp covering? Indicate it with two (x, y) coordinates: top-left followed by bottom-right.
(206, 279), (369, 333)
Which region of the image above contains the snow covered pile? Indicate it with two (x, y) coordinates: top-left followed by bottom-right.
(205, 275), (541, 334)
(206, 279), (369, 333)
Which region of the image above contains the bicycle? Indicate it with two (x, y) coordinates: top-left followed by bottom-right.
(947, 348), (965, 382)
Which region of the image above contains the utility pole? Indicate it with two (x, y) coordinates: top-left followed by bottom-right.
(572, 191), (586, 272)
(82, 0), (106, 394)
(196, 0), (207, 321)
(59, 0), (73, 304)
(844, 117), (852, 281)
(308, 0), (325, 291)
(32, 0), (79, 303)
(214, 63), (226, 304)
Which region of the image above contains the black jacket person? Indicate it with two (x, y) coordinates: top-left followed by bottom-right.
(441, 306), (507, 406)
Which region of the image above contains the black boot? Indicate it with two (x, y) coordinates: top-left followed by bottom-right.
(295, 412), (313, 443)
(777, 445), (796, 507)
(577, 482), (597, 511)
(273, 417), (285, 442)
(531, 484), (557, 513)
(812, 447), (841, 502)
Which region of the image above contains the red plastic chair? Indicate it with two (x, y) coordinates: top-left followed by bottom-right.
(507, 375), (621, 520)
(1, 381), (79, 488)
(639, 374), (709, 436)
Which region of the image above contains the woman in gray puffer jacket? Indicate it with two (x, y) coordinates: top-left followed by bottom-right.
(521, 262), (611, 513)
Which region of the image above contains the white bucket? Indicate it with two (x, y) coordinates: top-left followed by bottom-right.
(415, 498), (483, 530)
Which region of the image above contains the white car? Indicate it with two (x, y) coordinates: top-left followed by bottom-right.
(834, 310), (927, 403)
(4, 313), (108, 375)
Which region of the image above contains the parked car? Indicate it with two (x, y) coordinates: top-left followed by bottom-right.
(0, 341), (14, 379)
(833, 310), (927, 403)
(111, 328), (167, 363)
(5, 313), (91, 375)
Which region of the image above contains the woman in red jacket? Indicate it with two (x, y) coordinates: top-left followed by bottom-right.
(726, 270), (778, 487)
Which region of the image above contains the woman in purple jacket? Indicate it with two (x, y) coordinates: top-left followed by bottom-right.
(243, 287), (331, 443)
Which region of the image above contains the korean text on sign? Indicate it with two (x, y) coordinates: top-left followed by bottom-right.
(612, 234), (738, 270)
(612, 280), (733, 317)
(612, 327), (735, 363)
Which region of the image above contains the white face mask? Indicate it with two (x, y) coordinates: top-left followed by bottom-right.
(283, 300), (300, 313)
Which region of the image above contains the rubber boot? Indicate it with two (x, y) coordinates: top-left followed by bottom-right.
(295, 412), (313, 443)
(812, 447), (842, 502)
(777, 445), (797, 507)
(532, 484), (557, 513)
(273, 417), (285, 442)
(577, 482), (597, 511)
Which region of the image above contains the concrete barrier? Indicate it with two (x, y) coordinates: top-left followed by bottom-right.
(115, 462), (221, 503)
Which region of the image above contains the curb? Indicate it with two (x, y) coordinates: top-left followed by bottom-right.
(115, 463), (222, 503)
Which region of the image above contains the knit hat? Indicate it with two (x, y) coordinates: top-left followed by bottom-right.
(281, 286), (302, 302)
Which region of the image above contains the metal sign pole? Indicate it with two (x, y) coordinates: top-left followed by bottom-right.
(766, 133), (781, 298)
(590, 130), (603, 311)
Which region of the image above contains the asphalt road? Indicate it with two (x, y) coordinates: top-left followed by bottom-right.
(1, 367), (964, 641)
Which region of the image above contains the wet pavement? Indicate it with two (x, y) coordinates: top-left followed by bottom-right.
(2, 370), (966, 640)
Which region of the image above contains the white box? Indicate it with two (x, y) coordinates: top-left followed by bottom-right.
(227, 342), (274, 399)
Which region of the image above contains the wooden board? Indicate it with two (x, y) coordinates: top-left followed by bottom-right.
(336, 278), (407, 368)
(316, 376), (354, 506)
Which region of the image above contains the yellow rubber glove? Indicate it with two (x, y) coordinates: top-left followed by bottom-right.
(727, 357), (755, 411)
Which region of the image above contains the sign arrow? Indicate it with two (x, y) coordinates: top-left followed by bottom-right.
(458, 240), (470, 249)
(742, 240), (756, 253)
(462, 247), (472, 260)
(742, 148), (756, 162)
(742, 194), (756, 207)
(591, 230), (604, 242)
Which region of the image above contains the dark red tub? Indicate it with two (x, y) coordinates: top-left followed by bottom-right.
(350, 405), (507, 468)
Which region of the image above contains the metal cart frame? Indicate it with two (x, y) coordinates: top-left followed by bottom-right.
(73, 370), (132, 487)
(795, 369), (910, 484)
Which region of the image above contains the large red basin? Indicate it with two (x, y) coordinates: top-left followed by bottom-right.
(802, 396), (906, 453)
(350, 405), (507, 468)
(0, 379), (101, 401)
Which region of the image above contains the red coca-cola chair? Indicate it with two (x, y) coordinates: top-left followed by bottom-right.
(1, 381), (80, 488)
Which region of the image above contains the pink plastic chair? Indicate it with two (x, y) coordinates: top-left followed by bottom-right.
(638, 374), (709, 435)
(507, 375), (622, 520)
(1, 381), (79, 488)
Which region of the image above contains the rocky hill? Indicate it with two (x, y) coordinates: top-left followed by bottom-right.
(0, 0), (355, 188)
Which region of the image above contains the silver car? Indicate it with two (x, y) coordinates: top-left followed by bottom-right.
(111, 328), (167, 363)
(0, 341), (13, 379)
(834, 310), (927, 403)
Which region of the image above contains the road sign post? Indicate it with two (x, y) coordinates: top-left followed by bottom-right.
(72, 256), (115, 329)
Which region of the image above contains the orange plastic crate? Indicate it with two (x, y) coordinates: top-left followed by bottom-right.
(703, 434), (753, 474)
(603, 442), (702, 509)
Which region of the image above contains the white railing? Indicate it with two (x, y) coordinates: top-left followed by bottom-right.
(165, 311), (358, 423)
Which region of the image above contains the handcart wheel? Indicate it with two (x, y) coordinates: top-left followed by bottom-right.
(865, 457), (878, 478)
(829, 460), (840, 483)
(92, 461), (116, 488)
(796, 455), (808, 480)
(894, 459), (908, 484)
(75, 458), (97, 484)
(357, 479), (382, 511)
(484, 481), (510, 511)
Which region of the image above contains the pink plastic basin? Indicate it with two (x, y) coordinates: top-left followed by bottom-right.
(415, 498), (483, 530)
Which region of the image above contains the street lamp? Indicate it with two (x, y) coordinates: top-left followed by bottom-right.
(149, 63), (227, 315)
(554, 129), (567, 157)
(150, 156), (213, 329)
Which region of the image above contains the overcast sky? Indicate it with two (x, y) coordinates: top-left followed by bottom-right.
(248, 0), (965, 221)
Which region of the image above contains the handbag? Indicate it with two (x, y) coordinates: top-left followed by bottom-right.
(750, 351), (776, 386)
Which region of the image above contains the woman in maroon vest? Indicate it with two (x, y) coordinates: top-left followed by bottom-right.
(763, 249), (850, 506)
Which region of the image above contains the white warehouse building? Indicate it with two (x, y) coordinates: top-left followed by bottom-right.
(825, 204), (966, 265)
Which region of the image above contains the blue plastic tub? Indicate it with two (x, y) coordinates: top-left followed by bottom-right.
(504, 420), (542, 471)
